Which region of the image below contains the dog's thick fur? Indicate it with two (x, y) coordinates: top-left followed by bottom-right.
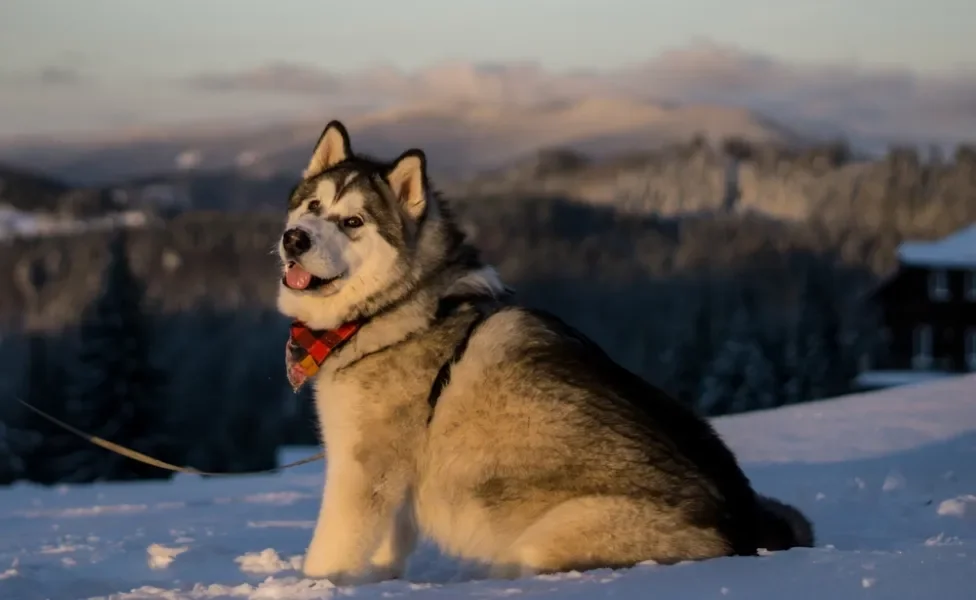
(276, 121), (814, 585)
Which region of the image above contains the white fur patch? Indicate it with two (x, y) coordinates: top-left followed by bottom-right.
(447, 266), (506, 298)
(314, 179), (337, 205)
(330, 190), (365, 217)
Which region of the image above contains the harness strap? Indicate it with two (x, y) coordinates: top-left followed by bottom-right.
(425, 299), (499, 425)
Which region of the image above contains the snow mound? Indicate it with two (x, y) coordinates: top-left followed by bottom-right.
(148, 544), (190, 570)
(234, 549), (302, 575)
(938, 495), (976, 519)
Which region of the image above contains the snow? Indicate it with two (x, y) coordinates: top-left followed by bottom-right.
(2, 374), (975, 600)
(176, 150), (203, 170)
(0, 204), (149, 240)
(897, 223), (976, 268)
(235, 151), (260, 168)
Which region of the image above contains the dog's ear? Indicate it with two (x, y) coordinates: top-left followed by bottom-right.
(304, 120), (352, 179)
(386, 149), (427, 220)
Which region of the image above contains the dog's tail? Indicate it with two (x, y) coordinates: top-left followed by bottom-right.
(755, 494), (815, 551)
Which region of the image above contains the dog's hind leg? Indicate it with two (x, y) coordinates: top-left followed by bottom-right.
(492, 495), (732, 578)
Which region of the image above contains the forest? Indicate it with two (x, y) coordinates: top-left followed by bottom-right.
(1, 138), (975, 485)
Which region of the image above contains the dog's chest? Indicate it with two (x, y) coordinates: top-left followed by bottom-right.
(312, 355), (433, 454)
(311, 374), (370, 452)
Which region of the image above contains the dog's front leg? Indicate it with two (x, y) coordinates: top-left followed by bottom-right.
(303, 457), (405, 585)
(368, 489), (417, 580)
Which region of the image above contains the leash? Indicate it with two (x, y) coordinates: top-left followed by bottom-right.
(13, 294), (502, 479)
(14, 398), (326, 477)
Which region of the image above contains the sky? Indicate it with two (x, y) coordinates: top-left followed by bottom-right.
(0, 0), (973, 138)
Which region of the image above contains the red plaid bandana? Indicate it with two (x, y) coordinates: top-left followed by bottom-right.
(286, 320), (361, 392)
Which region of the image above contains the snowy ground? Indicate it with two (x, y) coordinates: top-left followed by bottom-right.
(2, 375), (975, 600)
(0, 205), (148, 240)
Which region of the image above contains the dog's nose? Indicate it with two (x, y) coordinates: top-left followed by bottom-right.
(282, 228), (312, 257)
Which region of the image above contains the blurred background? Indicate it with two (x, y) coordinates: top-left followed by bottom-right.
(1, 0), (974, 485)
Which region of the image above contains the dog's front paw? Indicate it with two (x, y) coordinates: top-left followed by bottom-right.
(303, 564), (393, 587)
(302, 555), (396, 586)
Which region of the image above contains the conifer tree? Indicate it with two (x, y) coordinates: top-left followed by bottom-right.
(61, 232), (180, 483)
(785, 269), (846, 405)
(668, 297), (716, 407)
(699, 298), (778, 416)
(0, 419), (22, 485)
(16, 333), (74, 484)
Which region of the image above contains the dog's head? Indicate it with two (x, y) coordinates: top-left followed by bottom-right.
(276, 120), (435, 329)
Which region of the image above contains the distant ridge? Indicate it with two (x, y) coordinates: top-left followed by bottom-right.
(0, 97), (803, 185)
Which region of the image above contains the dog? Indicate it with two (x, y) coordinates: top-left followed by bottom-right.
(275, 120), (814, 585)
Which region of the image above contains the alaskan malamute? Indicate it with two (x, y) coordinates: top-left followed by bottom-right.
(276, 120), (813, 584)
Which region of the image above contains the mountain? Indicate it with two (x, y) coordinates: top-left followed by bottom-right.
(0, 97), (804, 186)
(0, 163), (158, 241)
(4, 40), (973, 187)
(0, 164), (70, 213)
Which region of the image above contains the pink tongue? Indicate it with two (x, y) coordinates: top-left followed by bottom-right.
(286, 263), (312, 290)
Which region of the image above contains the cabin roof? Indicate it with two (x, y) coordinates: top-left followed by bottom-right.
(898, 223), (976, 269)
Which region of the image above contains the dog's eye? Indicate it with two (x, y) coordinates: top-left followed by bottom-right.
(307, 200), (321, 212)
(342, 216), (364, 229)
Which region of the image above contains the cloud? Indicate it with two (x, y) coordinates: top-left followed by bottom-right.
(9, 42), (975, 154)
(615, 42), (976, 148)
(186, 43), (976, 148)
(186, 62), (341, 95)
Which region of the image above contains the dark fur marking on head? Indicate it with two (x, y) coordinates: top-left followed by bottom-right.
(331, 171), (362, 206)
(362, 174), (410, 251)
(288, 179), (317, 211)
(288, 154), (385, 211)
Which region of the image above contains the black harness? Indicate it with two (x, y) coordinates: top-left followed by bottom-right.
(425, 294), (505, 425)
